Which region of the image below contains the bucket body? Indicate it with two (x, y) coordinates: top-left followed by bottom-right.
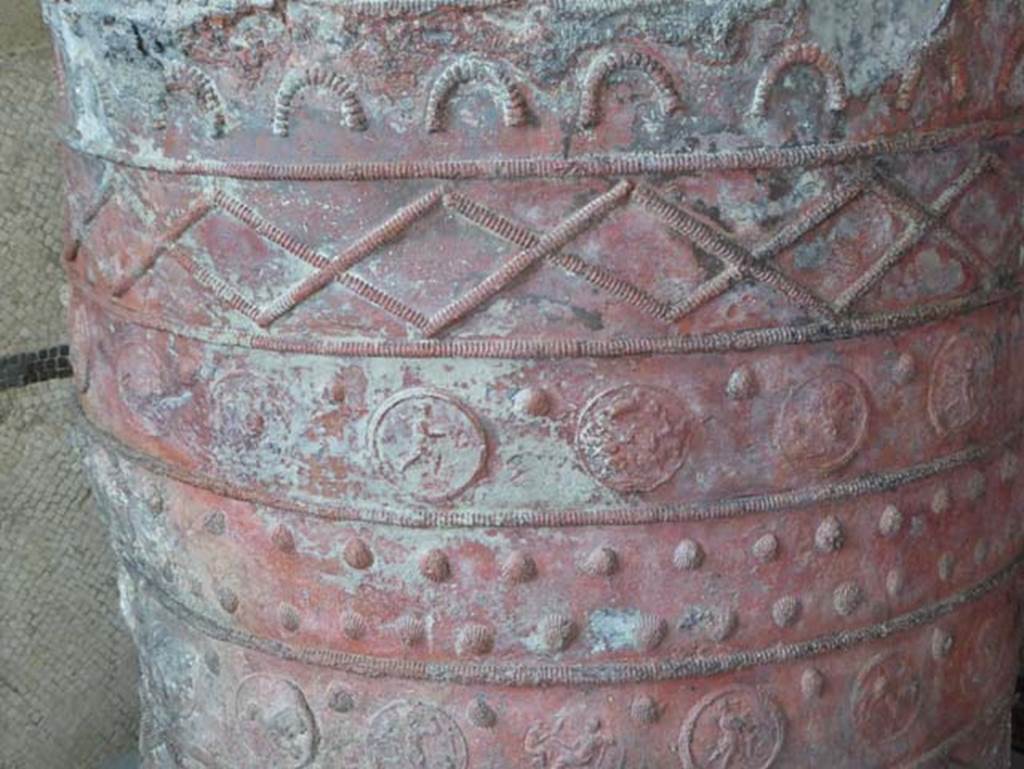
(48, 1), (1024, 766)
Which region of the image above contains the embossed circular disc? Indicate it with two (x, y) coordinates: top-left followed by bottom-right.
(679, 686), (785, 769)
(850, 653), (922, 745)
(367, 700), (468, 769)
(50, 0), (1024, 765)
(234, 674), (319, 769)
(369, 388), (487, 502)
(576, 384), (691, 492)
(961, 612), (1018, 697)
(774, 367), (869, 473)
(928, 329), (995, 435)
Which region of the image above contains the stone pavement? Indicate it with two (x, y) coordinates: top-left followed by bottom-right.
(0, 10), (139, 768)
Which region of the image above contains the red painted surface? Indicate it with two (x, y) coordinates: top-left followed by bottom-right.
(48, 0), (1024, 766)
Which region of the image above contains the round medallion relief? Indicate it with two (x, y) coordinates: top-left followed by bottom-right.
(678, 686), (785, 769)
(850, 653), (922, 744)
(774, 367), (869, 473)
(576, 385), (692, 493)
(369, 388), (487, 502)
(234, 674), (318, 769)
(928, 329), (995, 435)
(367, 700), (468, 769)
(962, 613), (1017, 697)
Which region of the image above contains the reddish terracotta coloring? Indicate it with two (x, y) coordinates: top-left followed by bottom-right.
(46, 0), (1024, 766)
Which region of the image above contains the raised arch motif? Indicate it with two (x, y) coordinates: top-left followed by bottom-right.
(750, 43), (848, 119)
(578, 48), (682, 129)
(163, 62), (227, 139)
(424, 57), (528, 133)
(273, 66), (368, 137)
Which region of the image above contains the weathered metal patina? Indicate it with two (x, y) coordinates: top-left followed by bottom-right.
(47, 0), (1024, 766)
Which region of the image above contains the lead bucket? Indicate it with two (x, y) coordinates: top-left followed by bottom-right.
(46, 1), (1024, 766)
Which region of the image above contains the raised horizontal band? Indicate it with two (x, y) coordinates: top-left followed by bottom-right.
(80, 402), (1019, 529)
(76, 279), (1017, 361)
(126, 548), (1024, 686)
(899, 696), (1014, 769)
(67, 116), (1024, 182)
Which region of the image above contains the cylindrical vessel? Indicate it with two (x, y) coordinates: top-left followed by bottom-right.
(48, 1), (1024, 766)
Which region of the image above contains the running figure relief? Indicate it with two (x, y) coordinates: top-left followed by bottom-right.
(369, 389), (487, 502)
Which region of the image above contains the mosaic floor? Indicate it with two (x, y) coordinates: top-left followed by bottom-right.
(0, 43), (139, 769)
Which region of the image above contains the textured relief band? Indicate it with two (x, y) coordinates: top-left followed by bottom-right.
(123, 549), (1024, 686)
(76, 280), (1018, 361)
(421, 181), (634, 336)
(330, 0), (690, 12)
(897, 696), (1014, 769)
(154, 696), (1014, 769)
(208, 187), (445, 329)
(49, 0), (1024, 193)
(153, 700), (1015, 769)
(80, 405), (1019, 529)
(66, 116), (1024, 182)
(79, 145), (1018, 349)
(50, 2), (1024, 764)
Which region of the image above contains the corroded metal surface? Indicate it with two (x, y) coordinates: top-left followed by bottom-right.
(47, 0), (1024, 766)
